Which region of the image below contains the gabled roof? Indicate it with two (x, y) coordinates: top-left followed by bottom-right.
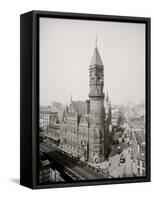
(79, 114), (89, 124)
(89, 47), (103, 67)
(72, 101), (87, 115)
(69, 101), (77, 112)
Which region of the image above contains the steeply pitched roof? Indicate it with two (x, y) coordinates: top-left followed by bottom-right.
(79, 114), (89, 124)
(72, 101), (87, 115)
(89, 47), (103, 67)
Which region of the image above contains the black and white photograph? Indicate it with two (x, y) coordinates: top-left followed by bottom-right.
(38, 16), (148, 185)
(0, 0), (153, 198)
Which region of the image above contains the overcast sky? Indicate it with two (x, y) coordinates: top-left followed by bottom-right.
(40, 17), (145, 106)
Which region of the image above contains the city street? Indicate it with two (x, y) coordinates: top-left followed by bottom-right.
(108, 145), (133, 178)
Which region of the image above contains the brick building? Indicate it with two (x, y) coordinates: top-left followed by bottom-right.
(59, 41), (112, 163)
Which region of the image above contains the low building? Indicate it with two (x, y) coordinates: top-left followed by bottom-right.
(46, 123), (60, 145)
(39, 111), (58, 129)
(111, 107), (119, 127)
(131, 129), (145, 176)
(39, 159), (51, 184)
(39, 156), (64, 183)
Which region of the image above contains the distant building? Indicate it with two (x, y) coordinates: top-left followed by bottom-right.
(131, 130), (145, 176)
(40, 111), (58, 129)
(59, 41), (111, 163)
(40, 118), (44, 129)
(127, 103), (145, 121)
(47, 119), (60, 145)
(111, 107), (119, 127)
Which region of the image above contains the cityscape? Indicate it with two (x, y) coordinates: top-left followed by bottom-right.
(39, 39), (146, 184)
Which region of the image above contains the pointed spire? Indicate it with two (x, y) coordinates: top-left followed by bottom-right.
(95, 35), (98, 47)
(106, 90), (111, 107)
(66, 103), (68, 113)
(106, 90), (109, 100)
(89, 36), (103, 67)
(71, 94), (72, 102)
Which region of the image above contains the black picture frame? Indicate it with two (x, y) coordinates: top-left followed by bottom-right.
(20, 10), (151, 189)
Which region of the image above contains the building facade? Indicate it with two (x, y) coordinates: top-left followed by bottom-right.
(39, 159), (51, 184)
(131, 120), (145, 176)
(40, 111), (58, 129)
(59, 42), (111, 163)
(131, 118), (146, 176)
(39, 155), (65, 183)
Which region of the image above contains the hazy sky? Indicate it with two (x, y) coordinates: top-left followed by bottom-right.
(40, 17), (145, 106)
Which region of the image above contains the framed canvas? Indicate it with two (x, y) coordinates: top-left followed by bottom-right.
(20, 10), (151, 189)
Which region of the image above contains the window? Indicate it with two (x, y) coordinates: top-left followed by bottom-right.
(142, 161), (145, 168)
(63, 138), (66, 144)
(98, 78), (102, 82)
(94, 133), (98, 140)
(138, 168), (140, 175)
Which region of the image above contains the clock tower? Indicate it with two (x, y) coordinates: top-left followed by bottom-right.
(88, 38), (106, 163)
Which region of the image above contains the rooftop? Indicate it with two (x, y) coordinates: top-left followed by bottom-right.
(89, 46), (104, 67)
(72, 100), (88, 115)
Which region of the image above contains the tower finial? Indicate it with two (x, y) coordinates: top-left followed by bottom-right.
(71, 93), (72, 102)
(95, 35), (98, 47)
